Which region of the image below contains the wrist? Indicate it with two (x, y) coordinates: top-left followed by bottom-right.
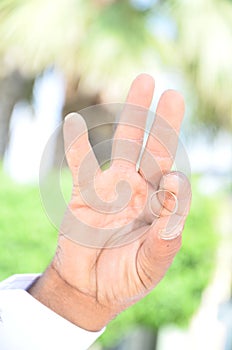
(28, 264), (114, 331)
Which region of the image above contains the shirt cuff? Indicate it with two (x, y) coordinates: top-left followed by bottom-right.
(0, 274), (104, 350)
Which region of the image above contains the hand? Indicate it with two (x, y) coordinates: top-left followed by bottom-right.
(29, 74), (191, 331)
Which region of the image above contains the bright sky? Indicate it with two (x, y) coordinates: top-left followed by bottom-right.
(131, 0), (157, 10)
(4, 69), (64, 183)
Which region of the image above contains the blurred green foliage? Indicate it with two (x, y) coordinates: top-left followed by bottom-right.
(0, 0), (231, 129)
(0, 165), (219, 347)
(0, 167), (57, 280)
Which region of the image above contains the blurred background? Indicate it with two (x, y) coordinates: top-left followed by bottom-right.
(0, 0), (231, 349)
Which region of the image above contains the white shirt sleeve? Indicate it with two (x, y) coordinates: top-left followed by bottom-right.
(0, 274), (104, 350)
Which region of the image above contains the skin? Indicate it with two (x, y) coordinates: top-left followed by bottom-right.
(29, 74), (192, 332)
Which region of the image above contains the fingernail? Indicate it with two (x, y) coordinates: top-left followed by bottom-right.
(158, 228), (182, 240)
(64, 113), (78, 121)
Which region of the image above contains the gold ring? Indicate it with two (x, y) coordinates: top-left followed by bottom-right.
(150, 189), (178, 218)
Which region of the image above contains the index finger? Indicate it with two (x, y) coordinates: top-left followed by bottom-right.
(63, 113), (100, 186)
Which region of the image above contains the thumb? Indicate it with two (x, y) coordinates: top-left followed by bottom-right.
(137, 171), (191, 289)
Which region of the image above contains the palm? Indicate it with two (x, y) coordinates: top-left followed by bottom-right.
(53, 74), (191, 314)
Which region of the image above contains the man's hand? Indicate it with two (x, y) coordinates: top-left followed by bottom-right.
(29, 74), (191, 331)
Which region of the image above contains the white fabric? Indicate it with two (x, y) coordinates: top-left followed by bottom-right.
(0, 274), (104, 350)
